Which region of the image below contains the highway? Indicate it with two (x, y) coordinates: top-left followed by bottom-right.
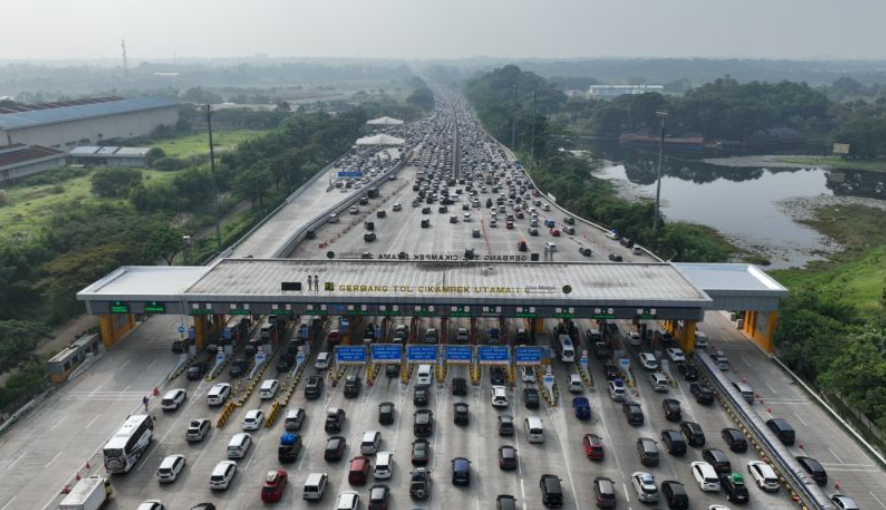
(0, 88), (883, 510)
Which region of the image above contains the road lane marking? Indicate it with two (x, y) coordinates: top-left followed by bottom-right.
(765, 382), (779, 394)
(870, 491), (886, 510)
(793, 412), (808, 427)
(6, 452), (26, 470)
(742, 356), (752, 367)
(49, 415), (68, 431)
(0, 496), (16, 510)
(623, 483), (630, 501)
(85, 414), (101, 429)
(116, 359), (131, 371)
(246, 429), (267, 472)
(44, 451), (63, 468)
(146, 359), (156, 370)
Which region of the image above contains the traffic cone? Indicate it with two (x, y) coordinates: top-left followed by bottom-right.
(835, 480), (841, 490)
(86, 461), (91, 470)
(62, 485), (70, 494)
(799, 442), (805, 450)
(152, 387), (159, 397)
(76, 473), (81, 481)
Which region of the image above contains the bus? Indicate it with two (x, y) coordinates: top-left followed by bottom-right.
(103, 414), (154, 474)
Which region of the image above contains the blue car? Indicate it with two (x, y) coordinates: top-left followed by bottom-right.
(573, 397), (591, 420)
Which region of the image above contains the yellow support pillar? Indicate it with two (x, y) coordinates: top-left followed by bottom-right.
(99, 313), (136, 349)
(533, 317), (545, 334)
(743, 310), (777, 353)
(194, 315), (210, 351)
(212, 314), (226, 336)
(677, 320), (696, 354)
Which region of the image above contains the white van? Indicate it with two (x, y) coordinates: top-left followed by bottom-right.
(315, 352), (330, 370)
(374, 452), (393, 479)
(545, 242), (557, 252)
(525, 416), (544, 443)
(713, 350), (730, 370)
(207, 383), (231, 406)
(416, 364), (433, 387)
(694, 331), (709, 349)
(558, 335), (575, 363)
(259, 379), (280, 400)
(360, 431), (381, 455)
(732, 381), (755, 404)
(302, 472), (328, 501)
(227, 433), (252, 459)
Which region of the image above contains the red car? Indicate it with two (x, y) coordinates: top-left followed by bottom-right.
(583, 433), (605, 461)
(550, 228), (561, 237)
(516, 211), (525, 219)
(261, 470), (288, 502)
(533, 190), (540, 197)
(506, 221), (514, 229)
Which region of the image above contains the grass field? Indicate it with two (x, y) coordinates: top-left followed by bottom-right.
(776, 155), (886, 173)
(771, 204), (886, 316)
(152, 130), (266, 159)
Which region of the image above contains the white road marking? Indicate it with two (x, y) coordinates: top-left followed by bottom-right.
(0, 496), (16, 510)
(6, 452), (26, 470)
(146, 359), (156, 370)
(793, 412), (809, 427)
(870, 491), (886, 510)
(819, 462), (873, 468)
(116, 359), (131, 371)
(765, 382), (779, 394)
(85, 414), (101, 429)
(246, 429), (267, 471)
(742, 356), (752, 367)
(44, 451), (63, 468)
(622, 482), (630, 501)
(49, 415), (68, 431)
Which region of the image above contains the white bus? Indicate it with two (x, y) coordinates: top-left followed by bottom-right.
(103, 414), (154, 473)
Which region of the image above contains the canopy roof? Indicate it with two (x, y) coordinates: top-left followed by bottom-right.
(367, 116), (404, 126)
(355, 134), (405, 146)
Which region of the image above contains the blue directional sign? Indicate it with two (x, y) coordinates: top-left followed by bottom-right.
(336, 346), (367, 365)
(445, 345), (473, 365)
(178, 325), (186, 334)
(406, 345), (438, 363)
(514, 346), (543, 366)
(371, 344), (402, 362)
(338, 171), (364, 178)
(478, 345), (510, 366)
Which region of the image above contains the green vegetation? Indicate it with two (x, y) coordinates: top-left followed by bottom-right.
(91, 168), (143, 198)
(150, 130), (267, 159)
(775, 155), (886, 172)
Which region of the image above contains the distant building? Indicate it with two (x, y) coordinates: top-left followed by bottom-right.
(564, 89), (589, 100)
(0, 96), (179, 150)
(588, 84), (665, 99)
(0, 143), (66, 183)
(68, 146), (152, 168)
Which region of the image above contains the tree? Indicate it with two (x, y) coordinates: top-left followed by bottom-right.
(91, 167), (143, 198)
(0, 320), (52, 371)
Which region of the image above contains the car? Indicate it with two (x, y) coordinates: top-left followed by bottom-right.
(187, 362), (207, 380)
(335, 491), (360, 510)
(524, 387), (541, 409)
(832, 495), (861, 510)
(324, 436), (346, 461)
(325, 408), (346, 433)
(209, 461), (237, 491)
(499, 445), (518, 470)
(593, 476), (618, 509)
(413, 387), (429, 406)
(187, 418), (211, 442)
(681, 421), (706, 447)
(350, 206), (359, 214)
(624, 401), (644, 426)
(411, 438), (430, 465)
(573, 396), (591, 419)
(490, 366), (506, 385)
(453, 402), (470, 425)
(579, 246), (592, 256)
(691, 382), (715, 405)
(639, 353), (659, 370)
(261, 470), (288, 503)
(258, 379), (280, 400)
(662, 399), (682, 422)
(409, 468), (432, 500)
(540, 474), (564, 508)
(491, 385), (509, 407)
(452, 377), (468, 396)
(156, 454), (186, 483)
(746, 461), (780, 491)
(703, 448), (732, 475)
(305, 375), (324, 399)
(661, 429), (687, 456)
(451, 457), (471, 486)
(421, 218), (430, 228)
(343, 375), (362, 398)
(377, 401), (395, 425)
(393, 203), (402, 211)
(368, 484), (390, 510)
(137, 502), (164, 510)
(666, 348), (686, 363)
(499, 414), (515, 436)
(521, 366), (537, 382)
(608, 253), (623, 262)
(631, 471), (658, 503)
(720, 472), (749, 504)
(661, 480), (689, 510)
(242, 409), (265, 431)
(796, 455), (827, 485)
(414, 409), (434, 437)
(161, 388), (186, 412)
(677, 362), (699, 381)
(497, 494), (518, 510)
(581, 433), (604, 460)
(315, 352), (330, 370)
(691, 461), (721, 492)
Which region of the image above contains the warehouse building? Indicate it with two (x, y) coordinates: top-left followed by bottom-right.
(0, 143), (66, 183)
(68, 146), (152, 168)
(0, 96), (179, 150)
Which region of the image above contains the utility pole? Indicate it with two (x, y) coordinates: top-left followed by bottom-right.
(206, 104), (222, 252)
(529, 89), (537, 169)
(121, 39), (129, 76)
(653, 111), (668, 233)
(510, 83), (517, 148)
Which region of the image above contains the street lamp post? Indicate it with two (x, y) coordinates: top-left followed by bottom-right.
(205, 104), (222, 252)
(653, 111), (668, 233)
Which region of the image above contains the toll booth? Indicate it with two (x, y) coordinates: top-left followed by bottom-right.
(48, 334), (101, 383)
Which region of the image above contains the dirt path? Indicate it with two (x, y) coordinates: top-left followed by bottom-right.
(702, 155), (812, 168)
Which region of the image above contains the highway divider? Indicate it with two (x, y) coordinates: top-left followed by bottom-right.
(205, 355), (231, 383)
(167, 354), (196, 381)
(216, 401), (235, 428)
(696, 351), (835, 510)
(265, 401), (282, 427)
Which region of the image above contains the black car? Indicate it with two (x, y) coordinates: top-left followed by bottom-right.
(452, 377), (468, 396)
(499, 445), (518, 470)
(690, 382), (714, 405)
(497, 495), (518, 510)
(343, 375), (362, 398)
(325, 408), (346, 433)
(796, 455), (827, 485)
(490, 366), (506, 385)
(662, 399), (682, 422)
(540, 474), (564, 508)
(661, 429), (687, 456)
(593, 476), (617, 509)
(604, 363), (620, 380)
(368, 484), (390, 510)
(230, 358), (248, 378)
(499, 415), (515, 436)
(703, 448), (732, 475)
(661, 480), (689, 510)
(636, 437), (660, 467)
(378, 401), (395, 425)
(608, 254), (623, 262)
(305, 375), (324, 399)
(720, 472), (750, 504)
(324, 436), (346, 461)
(414, 409), (434, 437)
(414, 387), (429, 406)
(623, 402), (644, 426)
(721, 428), (748, 452)
(680, 421), (706, 447)
(412, 438), (430, 465)
(451, 457), (471, 486)
(386, 364), (399, 378)
(523, 388), (541, 409)
(187, 362), (208, 381)
(454, 402), (469, 426)
(171, 340), (185, 354)
(410, 468), (432, 500)
(676, 362), (699, 382)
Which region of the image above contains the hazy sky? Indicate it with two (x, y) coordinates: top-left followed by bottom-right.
(4, 0), (886, 61)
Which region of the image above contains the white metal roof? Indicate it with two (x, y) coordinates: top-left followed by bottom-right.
(356, 134), (405, 146)
(78, 265), (211, 301)
(674, 263), (788, 312)
(367, 116), (404, 126)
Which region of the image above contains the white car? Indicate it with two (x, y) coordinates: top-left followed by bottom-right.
(631, 471), (658, 503)
(708, 506), (732, 510)
(666, 348), (686, 363)
(335, 491), (360, 510)
(639, 353), (659, 370)
(747, 461), (780, 492)
(156, 454), (185, 483)
(691, 461), (721, 492)
(491, 385), (509, 407)
(627, 331), (642, 346)
(393, 203), (402, 211)
(315, 352), (330, 370)
(209, 461), (237, 491)
(160, 388), (186, 411)
(137, 501), (164, 510)
(259, 379), (280, 400)
(242, 409), (265, 431)
(520, 366), (536, 383)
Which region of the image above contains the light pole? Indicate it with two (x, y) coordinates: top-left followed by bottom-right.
(511, 83), (517, 148)
(529, 89), (537, 169)
(653, 111), (668, 233)
(205, 104), (222, 252)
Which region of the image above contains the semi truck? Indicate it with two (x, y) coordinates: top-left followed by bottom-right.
(58, 475), (112, 510)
